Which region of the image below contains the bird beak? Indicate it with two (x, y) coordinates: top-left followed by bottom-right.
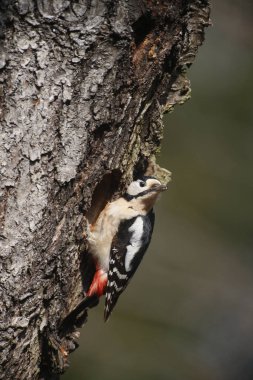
(151, 183), (168, 192)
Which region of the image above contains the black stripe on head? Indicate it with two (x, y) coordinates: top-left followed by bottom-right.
(123, 187), (157, 201)
(123, 176), (159, 200)
(123, 193), (135, 201)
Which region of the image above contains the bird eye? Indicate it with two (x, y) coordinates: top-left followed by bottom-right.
(139, 180), (145, 187)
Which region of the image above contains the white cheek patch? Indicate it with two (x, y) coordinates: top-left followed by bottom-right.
(127, 181), (147, 196)
(125, 217), (144, 272)
(127, 182), (140, 196)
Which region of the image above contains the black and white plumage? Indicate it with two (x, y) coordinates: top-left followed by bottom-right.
(104, 211), (155, 320)
(87, 176), (167, 321)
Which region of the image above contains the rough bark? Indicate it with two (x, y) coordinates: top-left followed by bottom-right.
(0, 0), (210, 379)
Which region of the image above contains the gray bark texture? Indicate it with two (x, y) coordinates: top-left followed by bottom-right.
(0, 0), (210, 379)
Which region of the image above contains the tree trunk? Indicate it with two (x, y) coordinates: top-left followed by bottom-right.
(0, 0), (210, 378)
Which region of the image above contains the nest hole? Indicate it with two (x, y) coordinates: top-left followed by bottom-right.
(132, 12), (155, 46)
(86, 169), (122, 226)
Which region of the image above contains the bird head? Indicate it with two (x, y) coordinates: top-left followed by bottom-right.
(124, 177), (167, 212)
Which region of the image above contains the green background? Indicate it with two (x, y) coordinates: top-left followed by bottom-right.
(63, 2), (253, 379)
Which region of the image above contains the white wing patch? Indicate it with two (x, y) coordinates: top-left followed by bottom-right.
(125, 217), (144, 272)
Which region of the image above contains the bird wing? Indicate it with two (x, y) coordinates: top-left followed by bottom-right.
(104, 210), (155, 321)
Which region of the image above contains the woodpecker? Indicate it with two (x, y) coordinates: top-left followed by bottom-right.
(87, 176), (167, 321)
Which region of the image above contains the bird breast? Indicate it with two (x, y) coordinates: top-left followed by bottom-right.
(87, 198), (139, 271)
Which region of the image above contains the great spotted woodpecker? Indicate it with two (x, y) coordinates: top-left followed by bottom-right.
(87, 176), (167, 321)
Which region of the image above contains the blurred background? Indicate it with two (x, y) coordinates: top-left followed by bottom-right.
(63, 1), (253, 379)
